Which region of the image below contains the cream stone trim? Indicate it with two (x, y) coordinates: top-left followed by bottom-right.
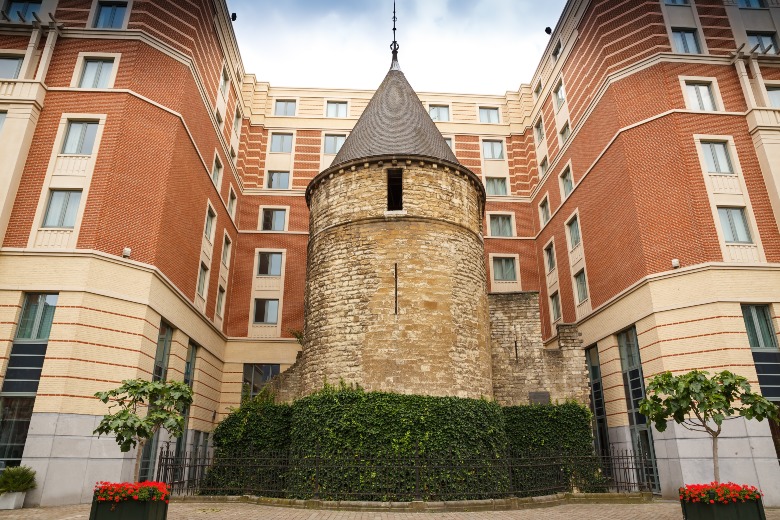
(480, 136), (508, 179)
(210, 149), (223, 188)
(227, 185), (237, 220)
(220, 230), (232, 268)
(488, 252), (521, 293)
(250, 248), (286, 338)
(564, 208), (591, 319)
(271, 96), (299, 117)
(69, 52), (121, 89)
(323, 98), (350, 118)
(538, 193), (551, 229)
(476, 105), (501, 124)
(203, 200), (218, 245)
(543, 236), (560, 328)
(485, 211), (516, 238)
(426, 102), (452, 122)
(678, 75), (725, 111)
(660, 0), (710, 55)
(320, 130), (349, 171)
(86, 0), (134, 30)
(558, 160), (575, 202)
(257, 205), (290, 232)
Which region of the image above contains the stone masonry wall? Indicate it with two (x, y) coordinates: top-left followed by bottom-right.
(489, 292), (588, 406)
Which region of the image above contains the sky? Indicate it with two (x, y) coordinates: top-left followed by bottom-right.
(227, 0), (568, 96)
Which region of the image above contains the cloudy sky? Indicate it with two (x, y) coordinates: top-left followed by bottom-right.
(227, 0), (567, 95)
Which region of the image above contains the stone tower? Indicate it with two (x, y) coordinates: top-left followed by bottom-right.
(301, 52), (493, 399)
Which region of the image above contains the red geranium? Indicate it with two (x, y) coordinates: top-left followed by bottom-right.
(93, 481), (170, 503)
(679, 482), (762, 505)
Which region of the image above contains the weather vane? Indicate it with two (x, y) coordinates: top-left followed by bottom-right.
(391, 1), (399, 61)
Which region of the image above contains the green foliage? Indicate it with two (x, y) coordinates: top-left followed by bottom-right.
(93, 379), (194, 452)
(0, 466), (36, 494)
(212, 387), (292, 452)
(503, 402), (594, 455)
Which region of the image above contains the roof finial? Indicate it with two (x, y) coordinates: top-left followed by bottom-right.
(390, 1), (400, 70)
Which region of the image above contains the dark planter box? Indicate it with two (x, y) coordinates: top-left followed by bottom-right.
(680, 498), (766, 520)
(89, 498), (168, 520)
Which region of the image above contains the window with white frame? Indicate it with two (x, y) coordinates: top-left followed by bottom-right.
(718, 207), (752, 243)
(258, 252), (282, 276)
(686, 82), (716, 111)
(42, 190), (82, 228)
(534, 118), (545, 142)
(672, 29), (701, 54)
(738, 0), (766, 7)
(324, 134), (346, 155)
(574, 269), (588, 303)
(62, 121), (99, 155)
(261, 208), (286, 231)
(444, 137), (453, 149)
(5, 1), (41, 22)
(79, 58), (114, 88)
(93, 1), (128, 29)
(567, 215), (581, 248)
(533, 81), (542, 99)
(489, 214), (513, 237)
(197, 263), (209, 297)
(552, 41), (562, 61)
(326, 101), (347, 118)
(544, 243), (556, 272)
(559, 122), (570, 142)
(483, 140), (504, 160)
(539, 197), (551, 225)
(768, 87), (780, 108)
(266, 171), (290, 190)
(479, 107), (499, 123)
(539, 156), (549, 176)
(429, 105), (449, 122)
(492, 257), (517, 281)
(227, 188), (237, 218)
(701, 141), (733, 174)
(485, 177), (507, 196)
(550, 291), (561, 321)
(274, 99), (296, 116)
(218, 67), (228, 97)
(560, 167), (573, 197)
(665, 0), (689, 4)
(221, 235), (231, 265)
(742, 304), (778, 350)
(270, 133), (293, 153)
(254, 298), (279, 324)
(0, 56), (22, 79)
(0, 112), (6, 132)
(233, 107), (242, 135)
(211, 156), (222, 185)
(748, 32), (778, 54)
(204, 206), (216, 241)
(216, 286), (225, 316)
(554, 82), (566, 109)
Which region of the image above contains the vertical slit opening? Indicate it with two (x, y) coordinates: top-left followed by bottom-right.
(387, 169), (403, 211)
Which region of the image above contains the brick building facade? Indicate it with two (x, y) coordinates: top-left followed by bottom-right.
(0, 0), (780, 508)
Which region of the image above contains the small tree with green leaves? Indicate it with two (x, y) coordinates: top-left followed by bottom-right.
(639, 370), (779, 482)
(94, 379), (194, 481)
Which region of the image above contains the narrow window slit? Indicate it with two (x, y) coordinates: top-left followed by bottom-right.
(387, 169), (403, 211)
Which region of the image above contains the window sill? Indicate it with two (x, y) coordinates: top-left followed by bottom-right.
(258, 229), (287, 233)
(384, 210), (407, 217)
(256, 274), (282, 278)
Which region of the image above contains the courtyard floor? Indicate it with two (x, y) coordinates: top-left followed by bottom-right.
(2, 501), (780, 520)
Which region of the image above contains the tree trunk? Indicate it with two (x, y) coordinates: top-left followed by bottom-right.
(711, 433), (720, 483)
(133, 438), (147, 483)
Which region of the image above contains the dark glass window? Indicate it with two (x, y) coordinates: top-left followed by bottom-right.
(242, 364), (280, 397)
(387, 169), (403, 211)
(94, 1), (127, 29)
(152, 322), (173, 382)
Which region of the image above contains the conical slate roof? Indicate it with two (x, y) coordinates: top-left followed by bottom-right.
(330, 60), (459, 168)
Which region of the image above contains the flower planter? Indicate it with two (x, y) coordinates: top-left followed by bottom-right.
(90, 482), (170, 520)
(680, 498), (766, 520)
(89, 498), (168, 520)
(0, 492), (25, 510)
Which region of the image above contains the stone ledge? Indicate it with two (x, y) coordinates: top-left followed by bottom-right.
(171, 492), (653, 512)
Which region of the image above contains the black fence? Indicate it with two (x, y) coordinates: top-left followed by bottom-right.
(155, 446), (657, 501)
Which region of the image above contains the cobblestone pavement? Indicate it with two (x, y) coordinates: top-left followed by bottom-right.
(1, 501), (780, 520)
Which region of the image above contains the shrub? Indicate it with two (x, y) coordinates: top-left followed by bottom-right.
(0, 466), (36, 494)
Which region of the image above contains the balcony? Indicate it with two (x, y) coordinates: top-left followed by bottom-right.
(709, 173), (741, 195)
(747, 107), (780, 132)
(725, 243), (760, 263)
(0, 79), (46, 107)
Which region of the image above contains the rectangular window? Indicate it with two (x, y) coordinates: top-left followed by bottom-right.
(274, 100), (296, 116)
(444, 137), (453, 149)
(742, 304), (778, 350)
(211, 156), (222, 184)
(533, 81), (542, 99)
(544, 243), (556, 272)
(326, 101), (348, 118)
(197, 263), (208, 297)
(6, 1), (41, 23)
(585, 346), (610, 456)
(218, 67), (228, 97)
(216, 286), (225, 317)
(686, 82), (716, 111)
(254, 299), (279, 324)
(266, 171), (290, 189)
(62, 121), (98, 155)
(534, 118), (545, 142)
(242, 363), (281, 397)
(324, 134), (346, 155)
(387, 169), (403, 211)
(550, 291), (561, 321)
(485, 177), (507, 196)
(738, 0), (766, 6)
(560, 167), (573, 197)
(489, 214), (512, 237)
(258, 252), (283, 276)
(429, 105), (449, 122)
(79, 58), (114, 88)
(94, 1), (128, 29)
(768, 87), (780, 108)
(672, 29), (701, 54)
(559, 122), (570, 142)
(233, 108), (241, 135)
(701, 142), (733, 174)
(665, 0), (689, 4)
(493, 257), (517, 281)
(183, 343), (197, 387)
(748, 32), (778, 54)
(152, 321), (172, 382)
(2, 344), (45, 392)
(479, 107), (499, 123)
(0, 396), (35, 466)
(228, 189), (237, 217)
(574, 269), (588, 303)
(42, 190), (81, 228)
(718, 207), (752, 243)
(15, 293), (57, 341)
(539, 198), (551, 225)
(554, 82), (566, 109)
(539, 156), (549, 176)
(221, 235), (231, 265)
(0, 111), (6, 133)
(204, 207), (216, 240)
(261, 209), (286, 231)
(270, 133), (293, 153)
(482, 140), (504, 160)
(551, 41), (562, 61)
(568, 216), (581, 248)
(0, 56), (22, 79)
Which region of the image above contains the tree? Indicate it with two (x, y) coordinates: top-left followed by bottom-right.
(94, 379), (194, 481)
(639, 370), (779, 482)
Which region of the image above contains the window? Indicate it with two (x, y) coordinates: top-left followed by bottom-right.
(79, 58), (114, 88)
(0, 112), (5, 133)
(533, 81), (542, 99)
(15, 293), (57, 341)
(254, 299), (279, 324)
(574, 269), (588, 303)
(221, 235), (231, 265)
(0, 56), (23, 79)
(274, 99), (296, 116)
(551, 40), (562, 61)
(560, 167), (573, 197)
(485, 177), (507, 196)
(665, 0), (689, 4)
(444, 137), (453, 149)
(204, 207), (216, 240)
(429, 105), (449, 122)
(270, 133), (293, 153)
(479, 107), (499, 123)
(686, 82), (716, 111)
(718, 207), (752, 243)
(701, 142), (733, 174)
(539, 156), (549, 176)
(482, 140), (504, 160)
(93, 1), (127, 29)
(550, 292), (561, 321)
(216, 287), (225, 317)
(197, 263), (209, 297)
(261, 208), (286, 231)
(493, 257), (517, 281)
(742, 304), (778, 350)
(326, 101), (348, 118)
(42, 190), (81, 228)
(768, 87), (780, 108)
(489, 214), (512, 237)
(233, 108), (241, 135)
(324, 134), (346, 155)
(211, 156), (222, 184)
(559, 122), (570, 142)
(738, 0), (766, 7)
(585, 346), (610, 457)
(62, 121), (98, 155)
(266, 171), (290, 190)
(672, 29), (701, 54)
(228, 189), (237, 218)
(6, 1), (41, 22)
(258, 252), (282, 276)
(747, 32), (778, 54)
(183, 343), (197, 387)
(568, 216), (581, 248)
(215, 110), (223, 127)
(218, 67), (228, 97)
(387, 169), (403, 211)
(554, 82), (566, 109)
(242, 364), (280, 397)
(539, 198), (551, 225)
(544, 243), (556, 272)
(534, 118), (545, 142)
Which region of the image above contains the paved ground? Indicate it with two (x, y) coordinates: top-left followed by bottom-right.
(1, 501), (779, 520)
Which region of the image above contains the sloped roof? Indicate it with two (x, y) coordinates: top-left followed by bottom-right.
(330, 60), (459, 167)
